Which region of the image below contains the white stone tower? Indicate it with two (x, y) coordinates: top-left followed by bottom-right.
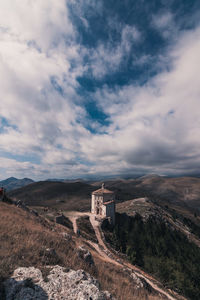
(91, 183), (115, 225)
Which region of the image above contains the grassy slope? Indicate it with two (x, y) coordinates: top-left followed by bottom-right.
(0, 202), (76, 281)
(9, 181), (95, 211)
(0, 202), (162, 300)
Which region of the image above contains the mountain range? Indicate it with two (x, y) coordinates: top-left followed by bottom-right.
(0, 177), (34, 191)
(8, 175), (200, 215)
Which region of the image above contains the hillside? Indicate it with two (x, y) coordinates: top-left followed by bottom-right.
(5, 175), (200, 300)
(86, 195), (200, 300)
(8, 176), (200, 220)
(0, 201), (176, 300)
(92, 176), (200, 213)
(0, 177), (34, 191)
(104, 211), (200, 300)
(8, 181), (95, 211)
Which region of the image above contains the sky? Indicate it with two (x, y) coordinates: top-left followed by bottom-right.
(0, 0), (200, 180)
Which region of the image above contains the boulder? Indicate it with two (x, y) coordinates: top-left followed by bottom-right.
(61, 232), (72, 241)
(77, 246), (94, 265)
(4, 266), (114, 300)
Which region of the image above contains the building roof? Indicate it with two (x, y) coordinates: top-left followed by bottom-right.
(92, 183), (114, 195)
(92, 186), (114, 195)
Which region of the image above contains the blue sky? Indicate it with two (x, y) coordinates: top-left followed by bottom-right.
(0, 0), (200, 180)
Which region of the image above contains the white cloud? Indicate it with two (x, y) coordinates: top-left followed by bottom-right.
(0, 0), (74, 51)
(87, 24), (141, 78)
(0, 0), (90, 179)
(81, 26), (200, 176)
(152, 12), (173, 29)
(0, 1), (200, 180)
(152, 12), (176, 39)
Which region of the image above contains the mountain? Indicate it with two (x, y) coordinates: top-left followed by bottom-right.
(91, 176), (200, 214)
(5, 175), (200, 299)
(0, 177), (34, 191)
(8, 180), (95, 211)
(8, 176), (200, 215)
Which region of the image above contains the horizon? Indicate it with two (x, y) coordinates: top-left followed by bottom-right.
(0, 1), (200, 180)
(1, 173), (200, 183)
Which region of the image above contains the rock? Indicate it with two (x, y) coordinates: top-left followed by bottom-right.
(4, 266), (114, 300)
(31, 209), (38, 216)
(131, 272), (144, 289)
(103, 291), (113, 299)
(61, 232), (72, 241)
(77, 246), (94, 265)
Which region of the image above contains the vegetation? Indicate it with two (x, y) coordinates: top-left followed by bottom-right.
(105, 212), (200, 300)
(77, 216), (97, 243)
(0, 202), (162, 300)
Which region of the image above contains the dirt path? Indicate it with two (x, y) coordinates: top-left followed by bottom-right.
(71, 217), (78, 234)
(64, 211), (184, 300)
(64, 211), (91, 234)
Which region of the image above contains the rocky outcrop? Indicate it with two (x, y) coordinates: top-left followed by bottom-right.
(4, 265), (114, 300)
(77, 246), (94, 265)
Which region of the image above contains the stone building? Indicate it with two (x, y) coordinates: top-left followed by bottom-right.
(91, 183), (115, 225)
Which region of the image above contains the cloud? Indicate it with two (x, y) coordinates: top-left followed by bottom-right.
(85, 24), (141, 78)
(81, 26), (200, 176)
(0, 0), (74, 51)
(151, 11), (177, 40)
(0, 0), (89, 179)
(0, 1), (200, 179)
(152, 12), (173, 29)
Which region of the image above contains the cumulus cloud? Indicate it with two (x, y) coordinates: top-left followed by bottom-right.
(0, 1), (200, 179)
(82, 26), (200, 176)
(0, 0), (88, 179)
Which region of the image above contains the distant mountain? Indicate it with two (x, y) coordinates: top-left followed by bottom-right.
(0, 177), (34, 191)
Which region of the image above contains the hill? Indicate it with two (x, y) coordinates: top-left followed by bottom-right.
(104, 210), (200, 300)
(0, 177), (34, 191)
(8, 180), (96, 211)
(5, 175), (200, 299)
(0, 200), (173, 300)
(91, 176), (200, 214)
(8, 176), (200, 217)
(101, 195), (200, 299)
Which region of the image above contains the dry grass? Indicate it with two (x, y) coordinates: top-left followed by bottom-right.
(92, 255), (167, 300)
(0, 202), (167, 299)
(0, 203), (90, 290)
(77, 216), (98, 243)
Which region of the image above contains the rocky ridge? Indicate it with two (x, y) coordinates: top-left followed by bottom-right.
(4, 265), (114, 300)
